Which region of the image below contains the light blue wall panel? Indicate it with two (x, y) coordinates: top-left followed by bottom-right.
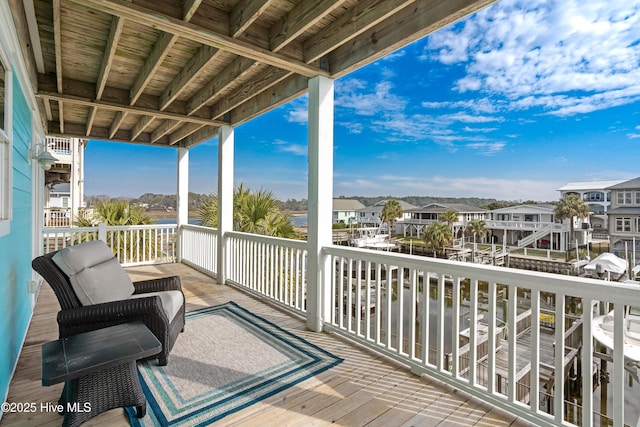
(0, 71), (34, 402)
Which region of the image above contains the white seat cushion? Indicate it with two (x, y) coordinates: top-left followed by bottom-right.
(52, 240), (135, 305)
(129, 290), (184, 322)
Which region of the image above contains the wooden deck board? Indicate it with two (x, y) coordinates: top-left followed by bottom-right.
(3, 263), (534, 426)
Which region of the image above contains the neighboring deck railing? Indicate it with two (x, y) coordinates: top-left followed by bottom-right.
(42, 224), (639, 427)
(42, 223), (177, 266)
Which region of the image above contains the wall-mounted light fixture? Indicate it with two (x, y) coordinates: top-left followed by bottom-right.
(30, 143), (57, 170)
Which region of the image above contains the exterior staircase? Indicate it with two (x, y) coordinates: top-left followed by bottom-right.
(516, 223), (554, 248)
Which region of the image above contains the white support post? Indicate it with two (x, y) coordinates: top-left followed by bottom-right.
(176, 147), (189, 262)
(217, 125), (234, 285)
(306, 75), (334, 332)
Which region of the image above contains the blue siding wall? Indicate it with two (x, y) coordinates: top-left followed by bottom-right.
(0, 71), (33, 401)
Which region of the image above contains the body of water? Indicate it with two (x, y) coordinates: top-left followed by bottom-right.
(290, 215), (307, 227)
(156, 217), (201, 225)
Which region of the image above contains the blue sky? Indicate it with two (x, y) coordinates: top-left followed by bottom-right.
(85, 0), (640, 202)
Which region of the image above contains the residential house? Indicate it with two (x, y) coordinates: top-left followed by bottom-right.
(0, 1), (47, 407)
(558, 180), (626, 231)
(607, 177), (640, 255)
(332, 199), (364, 225)
(401, 203), (487, 239)
(43, 136), (88, 227)
(485, 204), (591, 251)
(356, 199), (417, 230)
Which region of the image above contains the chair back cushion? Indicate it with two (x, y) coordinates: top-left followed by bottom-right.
(52, 240), (135, 305)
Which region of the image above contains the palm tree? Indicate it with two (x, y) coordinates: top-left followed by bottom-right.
(422, 222), (453, 257)
(441, 209), (458, 229)
(74, 200), (156, 261)
(381, 199), (403, 237)
(198, 185), (298, 238)
(467, 219), (487, 245)
(554, 194), (590, 249)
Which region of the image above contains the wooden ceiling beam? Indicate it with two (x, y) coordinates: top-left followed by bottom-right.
(168, 122), (204, 145)
(160, 45), (220, 111)
(186, 55), (258, 114)
(90, 15), (124, 136)
(210, 67), (291, 120)
(130, 32), (177, 105)
(109, 111), (127, 138)
(37, 74), (224, 126)
(86, 107), (97, 136)
(180, 126), (218, 148)
(151, 120), (182, 143)
(58, 102), (64, 133)
(183, 0), (204, 22)
(329, 0), (495, 77)
(48, 122), (183, 147)
(229, 73), (308, 126)
(37, 90), (222, 127)
(97, 16), (124, 99)
(74, 0), (329, 78)
(229, 0), (275, 38)
(52, 0), (62, 93)
(303, 0), (414, 63)
(269, 0), (346, 53)
(131, 115), (155, 141)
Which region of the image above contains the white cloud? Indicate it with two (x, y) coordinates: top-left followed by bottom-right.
(465, 142), (506, 155)
(462, 126), (498, 133)
(273, 139), (307, 156)
(335, 175), (562, 201)
(424, 0), (640, 116)
(336, 79), (407, 115)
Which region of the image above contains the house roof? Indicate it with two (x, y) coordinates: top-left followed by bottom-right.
(488, 204), (555, 214)
(333, 199), (365, 211)
(607, 177), (640, 190)
(558, 180), (627, 191)
(12, 0), (494, 148)
(607, 207), (640, 215)
(358, 200), (417, 213)
(407, 203), (486, 213)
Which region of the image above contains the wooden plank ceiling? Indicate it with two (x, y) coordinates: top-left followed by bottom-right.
(11, 0), (495, 148)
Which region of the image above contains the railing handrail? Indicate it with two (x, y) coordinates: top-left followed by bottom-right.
(101, 223), (177, 231)
(226, 230), (308, 250)
(323, 244), (640, 306)
(181, 224), (213, 232)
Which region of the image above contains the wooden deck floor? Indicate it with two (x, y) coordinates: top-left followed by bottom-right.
(3, 263), (536, 426)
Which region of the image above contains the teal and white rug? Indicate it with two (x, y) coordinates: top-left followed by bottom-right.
(126, 301), (343, 426)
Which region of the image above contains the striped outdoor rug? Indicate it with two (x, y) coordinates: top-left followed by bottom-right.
(127, 301), (342, 426)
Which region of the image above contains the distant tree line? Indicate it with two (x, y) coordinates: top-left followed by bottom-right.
(85, 193), (549, 212)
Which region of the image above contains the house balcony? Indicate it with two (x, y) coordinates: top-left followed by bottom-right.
(6, 224), (640, 426)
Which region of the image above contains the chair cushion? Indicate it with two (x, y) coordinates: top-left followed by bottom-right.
(52, 241), (135, 305)
(129, 290), (184, 322)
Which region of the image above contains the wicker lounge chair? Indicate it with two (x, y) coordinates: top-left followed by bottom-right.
(32, 240), (185, 366)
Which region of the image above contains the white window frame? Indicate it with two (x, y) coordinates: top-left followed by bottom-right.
(617, 191), (633, 205)
(0, 48), (12, 237)
(616, 217), (631, 233)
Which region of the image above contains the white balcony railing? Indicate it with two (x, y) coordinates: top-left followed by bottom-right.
(45, 136), (72, 155)
(225, 231), (308, 316)
(180, 224), (218, 277)
(42, 223), (177, 266)
(42, 225), (640, 427)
